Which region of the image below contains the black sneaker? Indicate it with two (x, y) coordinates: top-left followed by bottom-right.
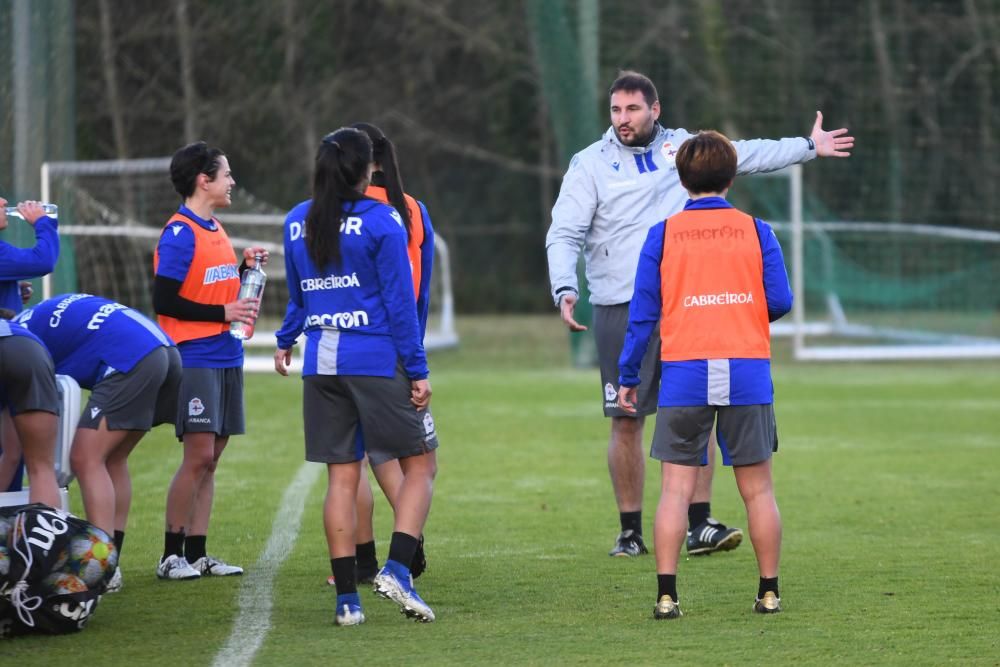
(686, 518), (743, 555)
(410, 535), (427, 579)
(608, 529), (648, 557)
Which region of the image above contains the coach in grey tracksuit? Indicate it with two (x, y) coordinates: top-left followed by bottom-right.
(546, 70), (853, 559)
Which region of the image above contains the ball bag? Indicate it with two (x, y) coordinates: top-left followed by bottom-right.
(0, 503), (117, 636)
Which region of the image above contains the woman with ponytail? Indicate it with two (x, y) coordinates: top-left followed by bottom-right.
(344, 122), (437, 586)
(274, 127), (438, 626)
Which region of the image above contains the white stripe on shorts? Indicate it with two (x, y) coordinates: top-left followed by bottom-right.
(316, 329), (340, 375)
(707, 359), (730, 406)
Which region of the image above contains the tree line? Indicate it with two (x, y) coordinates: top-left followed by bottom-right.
(72, 0), (1000, 311)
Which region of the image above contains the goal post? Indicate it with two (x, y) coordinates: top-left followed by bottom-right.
(40, 157), (459, 371)
(783, 218), (1000, 360)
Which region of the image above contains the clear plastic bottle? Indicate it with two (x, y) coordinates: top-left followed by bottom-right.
(230, 254), (266, 341)
(4, 203), (59, 218)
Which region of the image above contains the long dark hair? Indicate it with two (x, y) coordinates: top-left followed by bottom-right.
(305, 127), (373, 270)
(350, 122), (412, 237)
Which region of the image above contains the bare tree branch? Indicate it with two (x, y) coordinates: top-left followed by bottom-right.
(379, 0), (531, 64)
(384, 110), (563, 178)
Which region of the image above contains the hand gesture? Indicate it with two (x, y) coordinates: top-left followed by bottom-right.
(617, 385), (638, 414)
(559, 293), (588, 332)
(810, 111), (854, 158)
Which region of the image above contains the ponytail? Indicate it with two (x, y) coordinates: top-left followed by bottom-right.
(350, 122), (412, 237)
(305, 128), (373, 270)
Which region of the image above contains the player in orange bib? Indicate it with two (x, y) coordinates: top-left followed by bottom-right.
(618, 131), (792, 618)
(152, 141), (268, 581)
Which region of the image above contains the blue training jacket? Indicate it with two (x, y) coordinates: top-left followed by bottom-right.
(276, 198), (428, 379)
(0, 215), (60, 313)
(14, 293), (175, 390)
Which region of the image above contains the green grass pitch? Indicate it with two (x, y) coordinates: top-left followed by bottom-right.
(5, 315), (999, 664)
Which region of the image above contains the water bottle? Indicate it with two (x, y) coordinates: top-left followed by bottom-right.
(230, 254), (266, 341)
(4, 203), (59, 218)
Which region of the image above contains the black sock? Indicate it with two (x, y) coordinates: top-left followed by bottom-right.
(620, 511), (642, 535)
(356, 540), (377, 569)
(688, 502), (711, 530)
(163, 531), (184, 560)
(331, 557), (357, 596)
(113, 530), (125, 558)
(387, 531), (419, 569)
(657, 574), (678, 602)
(185, 535), (207, 562)
(758, 577), (779, 599)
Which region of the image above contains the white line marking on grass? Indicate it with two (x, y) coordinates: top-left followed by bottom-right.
(212, 462), (322, 667)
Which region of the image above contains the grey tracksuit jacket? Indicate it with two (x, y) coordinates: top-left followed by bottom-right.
(545, 124), (815, 306)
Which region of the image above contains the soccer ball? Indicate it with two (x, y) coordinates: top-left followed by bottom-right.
(41, 572), (89, 596)
(65, 529), (117, 588)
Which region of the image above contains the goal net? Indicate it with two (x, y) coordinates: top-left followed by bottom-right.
(783, 220), (1000, 360)
(735, 165), (1000, 360)
(41, 158), (458, 371)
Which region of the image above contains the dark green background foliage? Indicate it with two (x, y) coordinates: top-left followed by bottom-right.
(3, 0), (998, 311)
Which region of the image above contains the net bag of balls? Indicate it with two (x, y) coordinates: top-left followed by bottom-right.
(0, 503), (118, 636)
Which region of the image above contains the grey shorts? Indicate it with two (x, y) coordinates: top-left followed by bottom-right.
(302, 367), (439, 465)
(175, 366), (245, 438)
(650, 404), (778, 467)
(0, 336), (59, 416)
(79, 346), (182, 431)
(593, 303), (660, 418)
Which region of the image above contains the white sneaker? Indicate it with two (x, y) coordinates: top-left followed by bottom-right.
(156, 554), (201, 580)
(373, 566), (435, 622)
(106, 567), (124, 593)
(191, 555), (244, 576)
(334, 602), (365, 626)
